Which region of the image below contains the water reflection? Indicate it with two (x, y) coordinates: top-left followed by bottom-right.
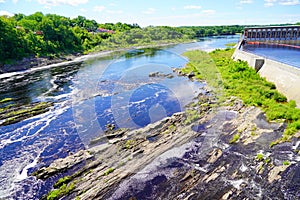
(0, 35), (240, 199)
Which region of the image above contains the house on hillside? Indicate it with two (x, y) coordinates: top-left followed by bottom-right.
(34, 30), (44, 35)
(96, 28), (115, 34)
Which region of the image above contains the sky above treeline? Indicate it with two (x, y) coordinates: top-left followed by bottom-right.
(0, 0), (299, 26)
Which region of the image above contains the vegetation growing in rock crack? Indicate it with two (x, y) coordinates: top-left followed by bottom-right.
(46, 182), (75, 200)
(103, 167), (115, 176)
(230, 133), (240, 144)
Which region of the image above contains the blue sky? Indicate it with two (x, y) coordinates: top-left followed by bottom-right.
(0, 0), (299, 26)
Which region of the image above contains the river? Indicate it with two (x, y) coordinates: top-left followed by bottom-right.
(242, 43), (300, 68)
(0, 35), (240, 199)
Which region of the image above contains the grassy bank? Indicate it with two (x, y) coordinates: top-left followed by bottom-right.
(184, 48), (300, 146)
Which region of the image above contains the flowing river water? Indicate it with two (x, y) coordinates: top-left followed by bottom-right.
(1, 35), (299, 199)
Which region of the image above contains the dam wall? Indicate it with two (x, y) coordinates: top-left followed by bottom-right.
(232, 49), (300, 106)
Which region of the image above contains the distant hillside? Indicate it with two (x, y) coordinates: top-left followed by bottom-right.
(1, 12), (297, 65)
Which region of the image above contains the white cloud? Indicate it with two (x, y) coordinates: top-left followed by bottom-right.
(12, 0), (18, 4)
(184, 5), (202, 10)
(142, 8), (156, 14)
(264, 0), (277, 7)
(94, 5), (105, 12)
(264, 0), (299, 6)
(0, 10), (14, 16)
(202, 10), (216, 15)
(37, 0), (88, 7)
(0, 0), (5, 3)
(279, 0), (299, 5)
(106, 10), (123, 14)
(240, 0), (253, 3)
(79, 8), (87, 13)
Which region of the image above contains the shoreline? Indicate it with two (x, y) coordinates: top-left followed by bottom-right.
(0, 41), (196, 77)
(5, 48), (300, 199)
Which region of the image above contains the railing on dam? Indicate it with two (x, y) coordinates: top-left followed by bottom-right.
(244, 25), (300, 45)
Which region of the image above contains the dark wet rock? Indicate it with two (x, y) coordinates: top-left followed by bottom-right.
(254, 112), (284, 130)
(188, 71), (195, 78)
(172, 67), (182, 75)
(89, 128), (130, 146)
(149, 71), (174, 79)
(33, 150), (94, 180)
(0, 54), (80, 74)
(172, 67), (192, 78)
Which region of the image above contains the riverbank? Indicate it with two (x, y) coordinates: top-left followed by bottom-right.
(34, 48), (300, 199)
(233, 48), (300, 107)
(0, 41), (195, 75)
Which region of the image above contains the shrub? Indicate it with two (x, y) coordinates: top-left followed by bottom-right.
(230, 133), (240, 144)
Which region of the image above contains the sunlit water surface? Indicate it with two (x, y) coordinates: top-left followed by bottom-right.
(0, 35), (243, 199)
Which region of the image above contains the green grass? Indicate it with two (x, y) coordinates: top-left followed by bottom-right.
(283, 160), (290, 165)
(0, 98), (13, 104)
(103, 167), (115, 176)
(125, 140), (133, 149)
(47, 182), (75, 200)
(256, 153), (264, 161)
(184, 109), (201, 125)
(229, 133), (240, 144)
(184, 48), (300, 146)
(54, 176), (72, 188)
(225, 43), (237, 47)
(183, 50), (223, 98)
(168, 124), (177, 132)
(265, 158), (271, 164)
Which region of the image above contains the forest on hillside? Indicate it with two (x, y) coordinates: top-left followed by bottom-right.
(2, 12), (296, 64)
(0, 12), (246, 64)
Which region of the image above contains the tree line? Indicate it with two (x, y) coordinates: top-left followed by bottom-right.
(0, 12), (246, 64)
(0, 12), (143, 63)
(2, 12), (295, 65)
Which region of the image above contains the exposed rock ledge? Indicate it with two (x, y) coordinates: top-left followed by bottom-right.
(34, 95), (300, 200)
(0, 54), (80, 74)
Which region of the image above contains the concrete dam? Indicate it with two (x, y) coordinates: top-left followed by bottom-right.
(233, 25), (300, 106)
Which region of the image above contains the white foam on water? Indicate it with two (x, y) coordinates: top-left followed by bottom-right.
(239, 163), (248, 172)
(292, 141), (300, 150)
(250, 179), (263, 198)
(0, 138), (13, 148)
(15, 150), (43, 182)
(194, 164), (208, 173)
(1, 101), (69, 149)
(0, 100), (72, 198)
(0, 143), (49, 199)
(228, 179), (246, 190)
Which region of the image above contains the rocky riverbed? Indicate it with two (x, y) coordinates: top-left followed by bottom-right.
(0, 54), (81, 74)
(0, 99), (54, 126)
(33, 89), (300, 199)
